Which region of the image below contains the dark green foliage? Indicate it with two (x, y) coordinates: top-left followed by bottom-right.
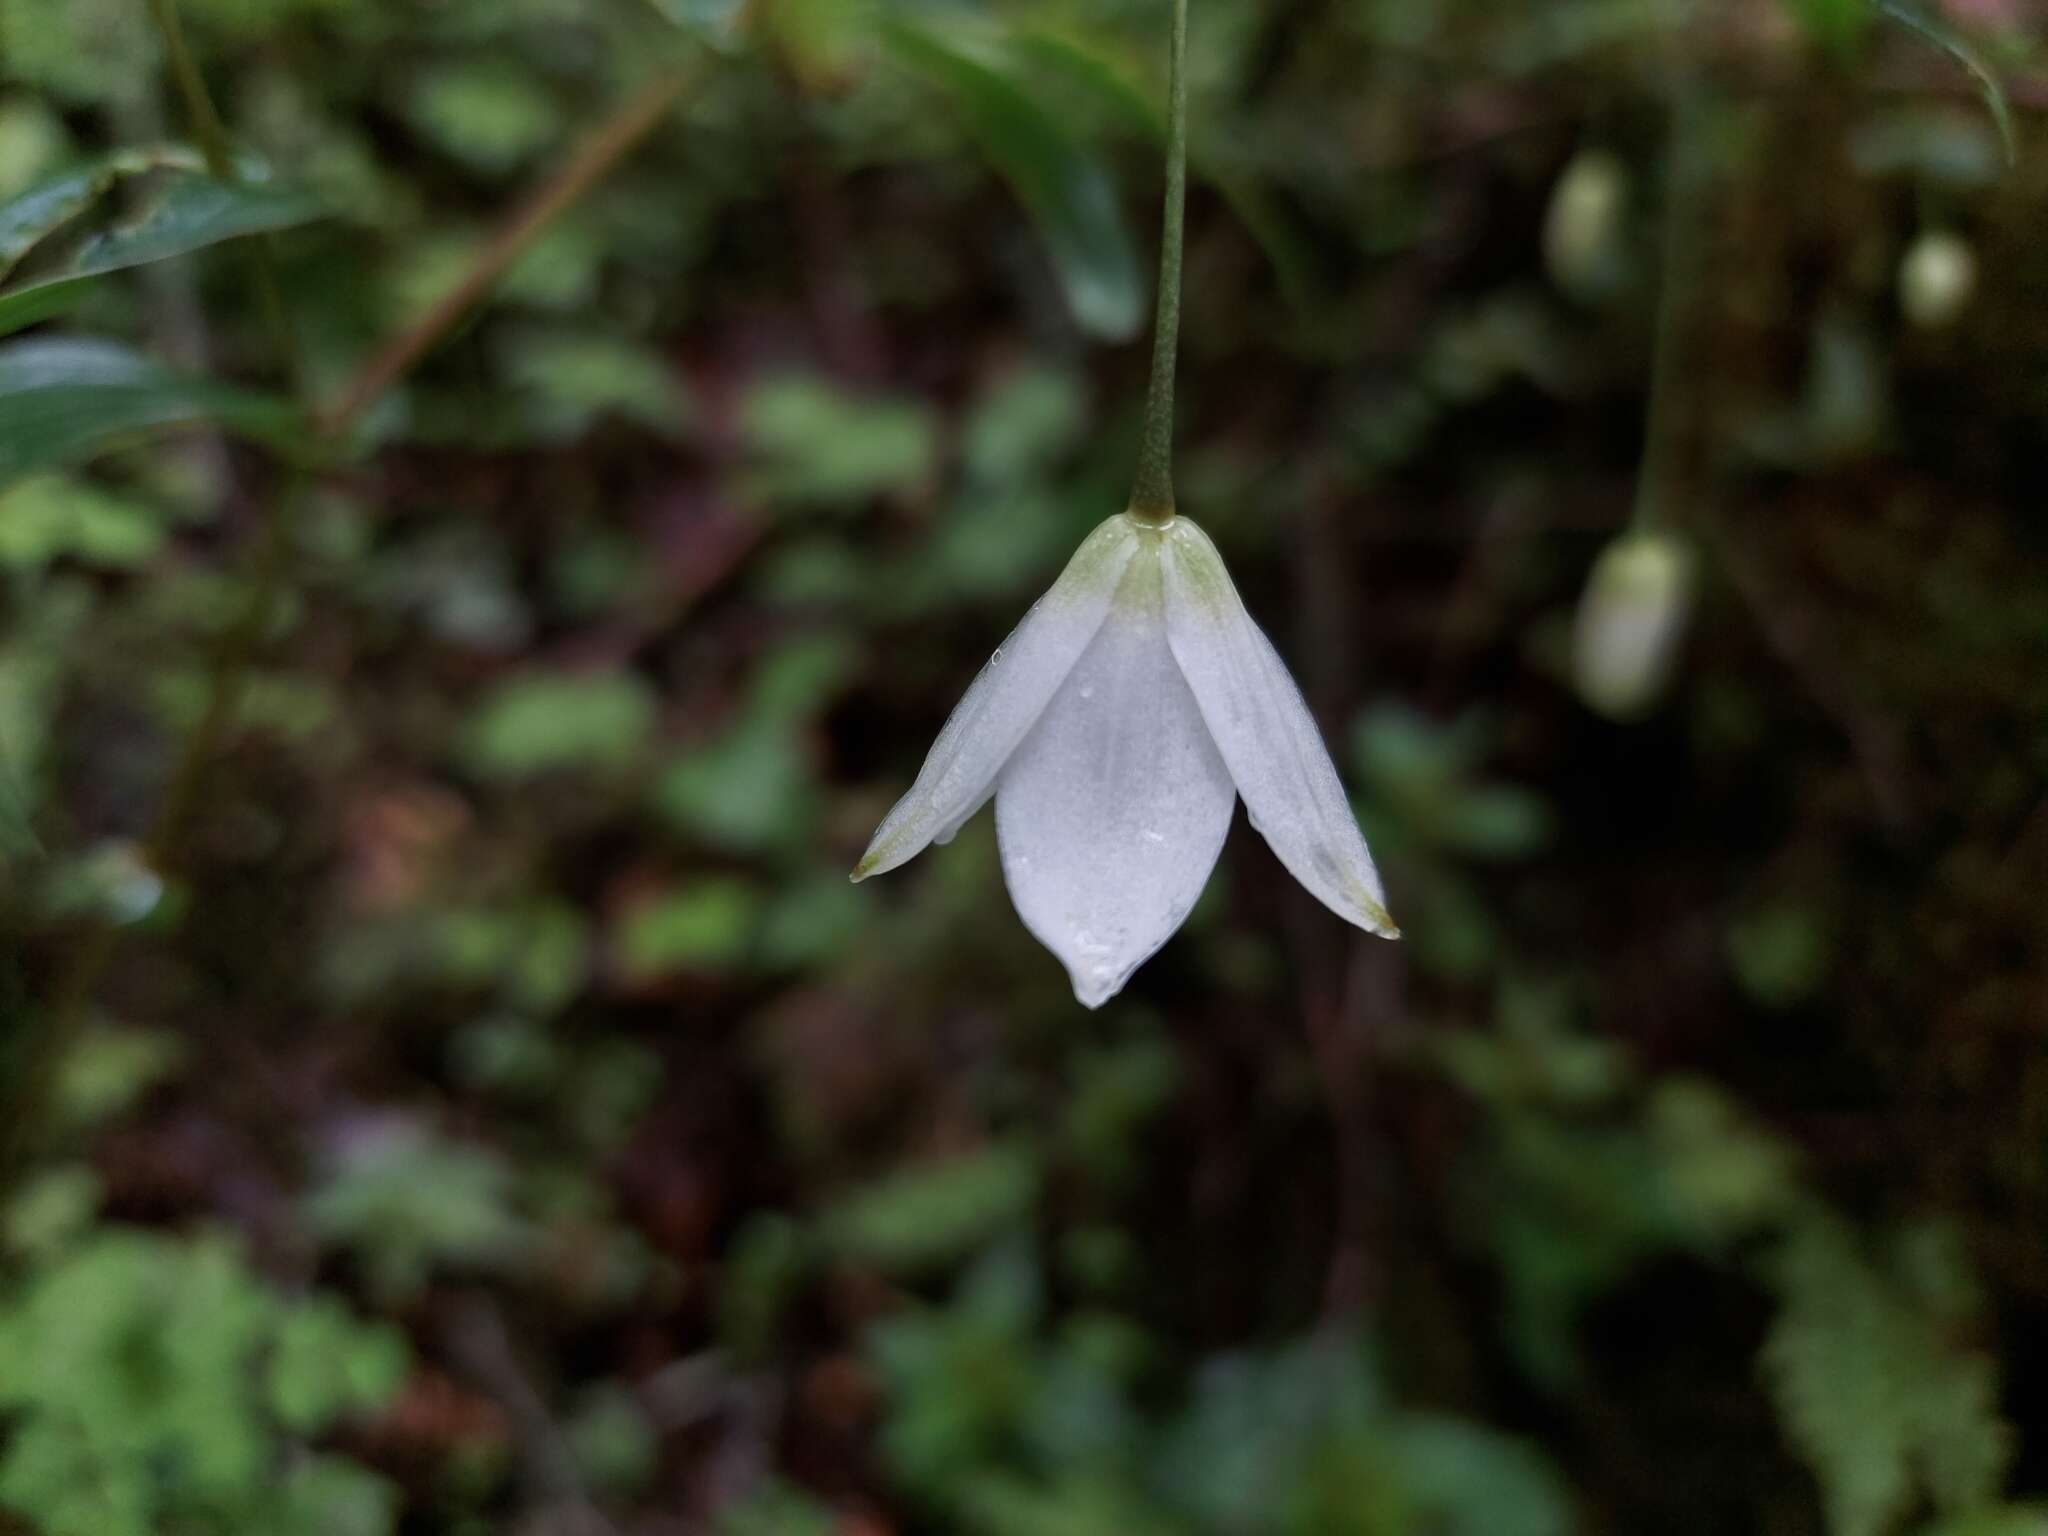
(0, 1228), (406, 1536)
(0, 336), (302, 483)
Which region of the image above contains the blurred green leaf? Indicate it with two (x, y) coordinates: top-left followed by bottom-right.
(0, 158), (326, 334)
(305, 1123), (525, 1298)
(448, 1015), (562, 1098)
(1790, 0), (1872, 55)
(616, 878), (762, 976)
(1726, 903), (1832, 1009)
(565, 1384), (659, 1497)
(1439, 786), (1553, 861)
(0, 147), (196, 275)
(1165, 1336), (1572, 1536)
(53, 1024), (186, 1131)
(1, 1165), (102, 1259)
(0, 0), (159, 106)
(261, 1456), (401, 1536)
(886, 20), (1144, 341)
(758, 871), (867, 969)
(0, 337), (304, 487)
(266, 1297), (410, 1435)
(1765, 1220), (2012, 1536)
(0, 1228), (399, 1536)
(461, 670), (656, 779)
(716, 1481), (839, 1536)
(1355, 705), (1551, 861)
(653, 720), (815, 854)
(1377, 1414), (1576, 1536)
(1646, 1078), (1801, 1242)
(866, 1243), (1044, 1498)
(742, 374), (937, 509)
(825, 1142), (1039, 1274)
(563, 1037), (662, 1152)
(501, 328), (692, 441)
(0, 97), (70, 200)
(963, 364), (1087, 484)
(1061, 1035), (1178, 1189)
(719, 1213), (815, 1361)
(1012, 26), (1321, 317)
(653, 636), (850, 854)
(0, 473), (167, 569)
(405, 59), (562, 174)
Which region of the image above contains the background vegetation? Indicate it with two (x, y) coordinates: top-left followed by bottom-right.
(2, 0), (2045, 1531)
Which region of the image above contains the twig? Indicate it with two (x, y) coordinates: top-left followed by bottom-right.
(319, 67), (693, 441)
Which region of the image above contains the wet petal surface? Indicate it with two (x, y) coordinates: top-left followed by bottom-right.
(854, 516), (1139, 881)
(995, 534), (1235, 1007)
(1159, 518), (1398, 939)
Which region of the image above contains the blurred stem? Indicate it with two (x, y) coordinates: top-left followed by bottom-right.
(1632, 0), (1708, 533)
(1127, 0), (1188, 526)
(143, 0), (232, 174)
(320, 66), (693, 439)
(144, 0), (300, 378)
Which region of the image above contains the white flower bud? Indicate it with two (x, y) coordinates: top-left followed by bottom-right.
(1572, 531), (1696, 720)
(1899, 231), (1977, 330)
(1543, 149), (1628, 302)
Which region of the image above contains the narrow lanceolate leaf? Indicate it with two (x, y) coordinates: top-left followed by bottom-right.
(884, 19), (1145, 341)
(0, 152), (327, 336)
(1159, 517), (1399, 940)
(0, 337), (306, 487)
(853, 515), (1139, 881)
(0, 148), (203, 276)
(1876, 0), (2017, 166)
(1012, 27), (1321, 318)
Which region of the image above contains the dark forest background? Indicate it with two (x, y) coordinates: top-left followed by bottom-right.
(2, 0), (2046, 1532)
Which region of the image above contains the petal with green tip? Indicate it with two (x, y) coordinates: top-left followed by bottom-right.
(1159, 518), (1398, 940)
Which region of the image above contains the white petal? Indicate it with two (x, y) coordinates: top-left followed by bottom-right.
(854, 515), (1139, 881)
(995, 534), (1235, 1007)
(1159, 518), (1399, 939)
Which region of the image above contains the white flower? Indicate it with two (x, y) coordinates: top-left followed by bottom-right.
(853, 511), (1398, 1007)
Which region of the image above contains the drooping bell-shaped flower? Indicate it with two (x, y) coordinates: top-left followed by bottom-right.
(852, 511), (1397, 1005)
(851, 0), (1397, 1005)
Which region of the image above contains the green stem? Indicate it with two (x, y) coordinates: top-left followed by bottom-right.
(143, 0), (233, 176)
(145, 0), (302, 383)
(1632, 0), (1706, 533)
(1128, 0), (1188, 526)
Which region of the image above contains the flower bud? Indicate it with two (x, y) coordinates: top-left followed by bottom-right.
(1543, 149), (1628, 303)
(1572, 531), (1696, 720)
(1899, 230), (1977, 330)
